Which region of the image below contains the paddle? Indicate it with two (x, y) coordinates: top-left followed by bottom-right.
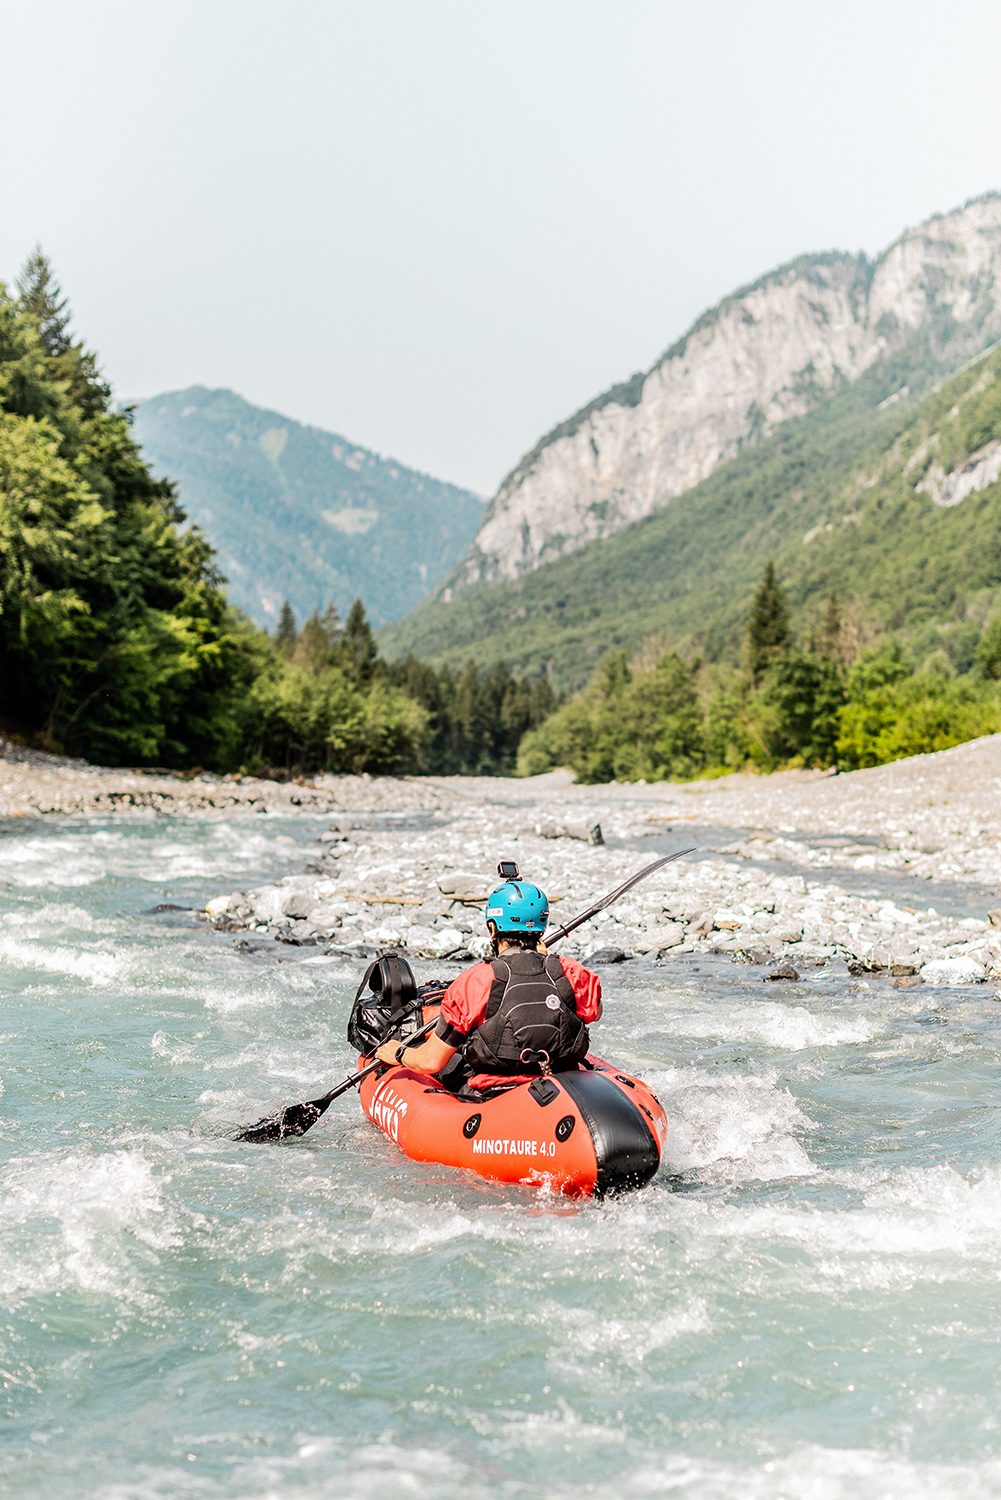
(234, 846), (696, 1144)
(235, 1015), (437, 1143)
(542, 848), (697, 946)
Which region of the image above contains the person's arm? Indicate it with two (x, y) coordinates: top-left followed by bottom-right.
(375, 1030), (455, 1073)
(560, 956), (603, 1022)
(373, 963), (490, 1072)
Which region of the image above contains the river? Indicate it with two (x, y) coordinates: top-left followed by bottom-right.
(3, 813), (1001, 1498)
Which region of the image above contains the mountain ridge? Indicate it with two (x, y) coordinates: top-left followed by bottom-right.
(131, 386), (484, 630)
(446, 192), (1001, 596)
(380, 336), (1001, 690)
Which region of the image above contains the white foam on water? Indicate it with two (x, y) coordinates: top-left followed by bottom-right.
(555, 1297), (712, 1374)
(72, 1443), (1001, 1500)
(0, 932), (129, 986)
(1, 902), (105, 934)
(657, 1065), (816, 1182)
(0, 835), (113, 887)
(592, 1448), (1001, 1500)
(679, 1000), (878, 1051)
(0, 1148), (182, 1306)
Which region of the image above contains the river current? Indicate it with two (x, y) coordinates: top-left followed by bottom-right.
(3, 814), (1001, 1498)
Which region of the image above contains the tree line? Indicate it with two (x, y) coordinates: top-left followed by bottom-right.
(517, 561), (1001, 782)
(0, 252), (553, 775)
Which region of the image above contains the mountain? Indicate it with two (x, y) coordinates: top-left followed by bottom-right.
(131, 387), (484, 629)
(442, 194), (1001, 595)
(381, 194), (1001, 685)
(380, 328), (1001, 694)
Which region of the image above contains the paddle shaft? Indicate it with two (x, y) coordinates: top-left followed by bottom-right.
(542, 847), (696, 946)
(317, 1016), (436, 1108)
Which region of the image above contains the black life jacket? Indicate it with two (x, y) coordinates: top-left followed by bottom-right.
(462, 951), (590, 1076)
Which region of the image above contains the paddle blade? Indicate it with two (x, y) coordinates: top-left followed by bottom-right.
(234, 1097), (326, 1143)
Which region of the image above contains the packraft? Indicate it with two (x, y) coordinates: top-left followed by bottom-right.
(349, 954), (667, 1198)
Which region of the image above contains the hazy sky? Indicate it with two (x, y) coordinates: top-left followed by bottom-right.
(3, 0), (1001, 496)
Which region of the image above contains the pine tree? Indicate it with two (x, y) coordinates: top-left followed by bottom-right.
(747, 561), (791, 685)
(339, 598), (377, 684)
(275, 600), (297, 652)
(15, 246), (110, 415)
(291, 612), (331, 675)
(15, 246), (72, 356)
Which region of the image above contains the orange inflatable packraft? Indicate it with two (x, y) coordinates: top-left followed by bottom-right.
(358, 1052), (667, 1197)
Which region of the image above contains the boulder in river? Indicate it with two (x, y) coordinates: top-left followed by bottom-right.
(919, 956), (987, 985)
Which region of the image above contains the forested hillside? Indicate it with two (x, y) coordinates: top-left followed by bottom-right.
(132, 387), (483, 629)
(0, 254), (549, 774)
(382, 341), (1001, 690)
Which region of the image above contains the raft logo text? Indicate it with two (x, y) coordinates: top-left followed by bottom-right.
(472, 1138), (558, 1158)
(370, 1081), (410, 1142)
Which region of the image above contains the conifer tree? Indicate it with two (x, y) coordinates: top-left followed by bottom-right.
(747, 561), (791, 685)
(275, 600), (297, 652)
(291, 612), (331, 675)
(340, 598), (377, 685)
(15, 246), (71, 356)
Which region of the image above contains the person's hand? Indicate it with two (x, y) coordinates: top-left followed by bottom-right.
(536, 939), (548, 955)
(375, 1038), (404, 1066)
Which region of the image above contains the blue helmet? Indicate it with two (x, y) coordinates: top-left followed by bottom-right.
(485, 880), (549, 934)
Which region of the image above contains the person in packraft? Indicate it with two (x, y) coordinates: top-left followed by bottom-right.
(374, 879), (602, 1090)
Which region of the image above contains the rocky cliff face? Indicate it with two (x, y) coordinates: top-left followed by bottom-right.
(449, 195), (1001, 592)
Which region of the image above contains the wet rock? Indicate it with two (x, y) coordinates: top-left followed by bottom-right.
(919, 956), (987, 985)
(988, 909), (1001, 928)
(232, 937), (273, 953)
(765, 963), (800, 982)
(587, 947), (630, 965)
(736, 945), (777, 966)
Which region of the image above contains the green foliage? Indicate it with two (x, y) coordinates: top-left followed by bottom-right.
(974, 609), (1001, 680)
(522, 581), (1001, 784)
(244, 662), (428, 774)
(0, 262), (255, 766)
(746, 560), (791, 685)
(385, 654), (556, 774)
(836, 671), (1000, 769)
(517, 650), (704, 784)
(0, 253), (548, 780)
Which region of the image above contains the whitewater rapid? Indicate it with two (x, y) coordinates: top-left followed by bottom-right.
(3, 814), (1001, 1499)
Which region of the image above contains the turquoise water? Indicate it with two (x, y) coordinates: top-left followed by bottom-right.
(4, 816), (1001, 1498)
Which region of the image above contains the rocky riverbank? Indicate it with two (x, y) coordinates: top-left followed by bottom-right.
(201, 740), (1001, 985)
(4, 735), (1001, 984)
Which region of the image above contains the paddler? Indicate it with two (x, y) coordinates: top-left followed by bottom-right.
(374, 878), (603, 1091)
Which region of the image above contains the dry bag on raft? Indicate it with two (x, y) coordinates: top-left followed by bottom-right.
(347, 952), (446, 1054)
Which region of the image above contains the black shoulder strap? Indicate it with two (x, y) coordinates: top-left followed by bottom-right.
(484, 958), (511, 1020)
(544, 954), (578, 1010)
(352, 959), (379, 1008)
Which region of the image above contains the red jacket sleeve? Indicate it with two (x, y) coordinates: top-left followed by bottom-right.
(437, 962), (493, 1043)
(556, 956), (602, 1022)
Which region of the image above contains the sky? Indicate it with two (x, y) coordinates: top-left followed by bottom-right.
(3, 0), (1001, 497)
